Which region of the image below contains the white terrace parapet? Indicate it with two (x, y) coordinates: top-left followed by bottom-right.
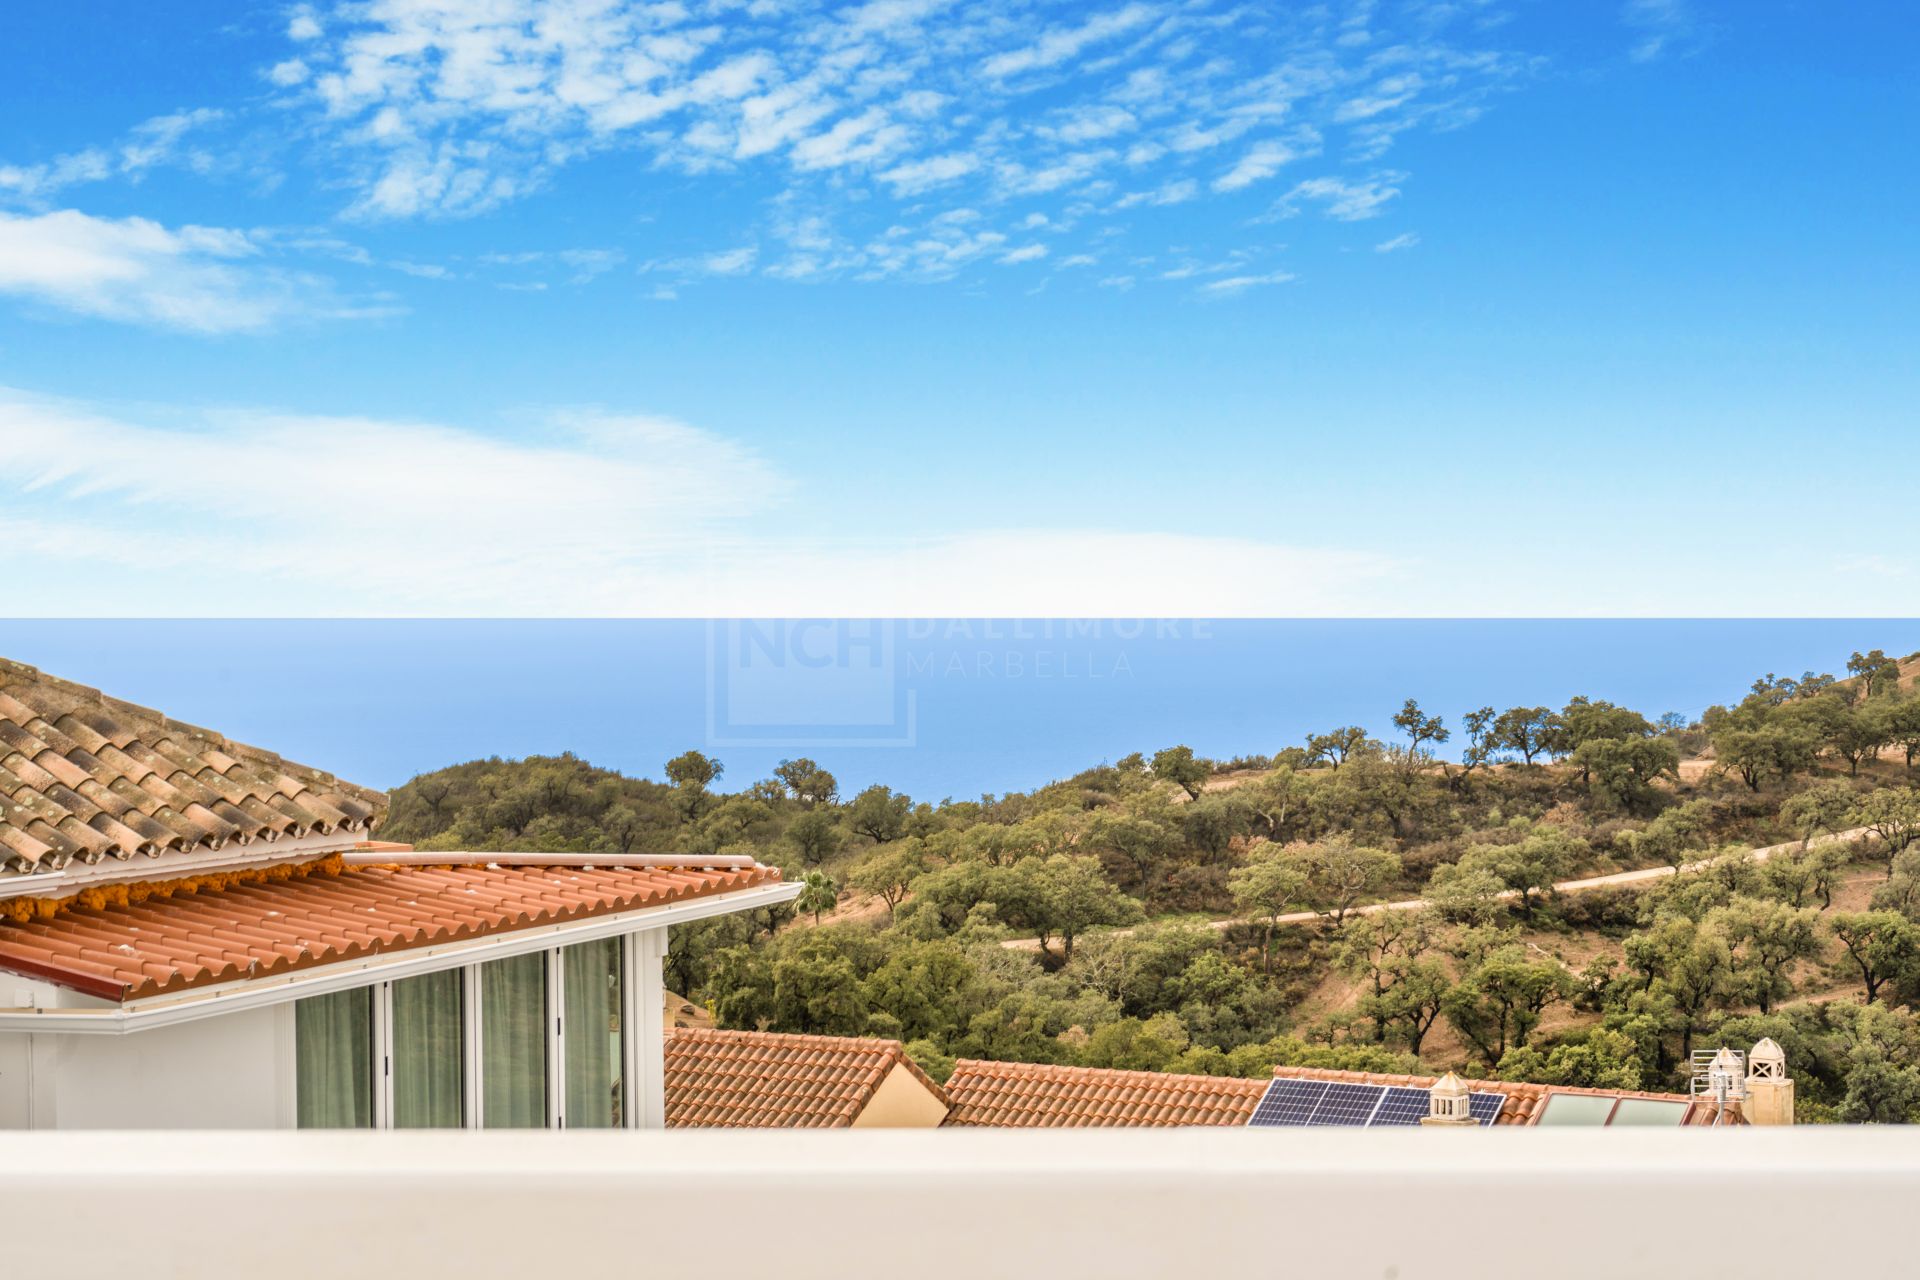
(4, 1129), (1916, 1278)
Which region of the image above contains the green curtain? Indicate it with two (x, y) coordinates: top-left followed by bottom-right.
(481, 952), (548, 1128)
(295, 987), (373, 1129)
(563, 939), (624, 1128)
(392, 969), (464, 1128)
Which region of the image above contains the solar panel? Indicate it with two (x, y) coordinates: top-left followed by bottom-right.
(1308, 1082), (1387, 1126)
(1247, 1078), (1328, 1127)
(1467, 1092), (1506, 1126)
(1368, 1086), (1433, 1126)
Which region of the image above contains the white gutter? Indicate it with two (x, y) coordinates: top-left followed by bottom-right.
(0, 878), (800, 1035)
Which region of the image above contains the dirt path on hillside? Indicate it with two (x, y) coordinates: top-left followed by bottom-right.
(998, 827), (1875, 953)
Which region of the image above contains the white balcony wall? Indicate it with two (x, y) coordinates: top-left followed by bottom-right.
(3, 1128), (1917, 1279)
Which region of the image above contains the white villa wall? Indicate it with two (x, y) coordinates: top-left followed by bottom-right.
(0, 1005), (288, 1130)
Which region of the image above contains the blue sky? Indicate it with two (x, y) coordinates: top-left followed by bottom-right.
(0, 1), (1914, 616)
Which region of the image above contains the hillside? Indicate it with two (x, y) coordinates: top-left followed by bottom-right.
(385, 646), (1920, 1119)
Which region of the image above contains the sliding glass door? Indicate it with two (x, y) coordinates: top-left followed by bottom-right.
(481, 952), (549, 1128)
(563, 937), (625, 1128)
(294, 934), (645, 1130)
(295, 986), (373, 1128)
(391, 969), (464, 1128)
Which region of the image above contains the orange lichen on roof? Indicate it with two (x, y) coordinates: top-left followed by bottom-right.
(0, 658), (386, 877)
(0, 852), (345, 926)
(0, 860), (781, 1002)
(942, 1059), (1268, 1127)
(665, 1028), (947, 1128)
(1269, 1064), (1708, 1126)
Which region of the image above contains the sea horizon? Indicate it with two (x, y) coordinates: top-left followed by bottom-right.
(4, 618), (1915, 800)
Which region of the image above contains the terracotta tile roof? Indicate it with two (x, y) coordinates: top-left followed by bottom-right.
(0, 860), (782, 1001)
(0, 658), (385, 878)
(942, 1060), (1269, 1127)
(1268, 1065), (1708, 1126)
(665, 1028), (947, 1128)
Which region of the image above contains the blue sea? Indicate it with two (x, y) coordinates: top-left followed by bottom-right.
(3, 620), (1915, 800)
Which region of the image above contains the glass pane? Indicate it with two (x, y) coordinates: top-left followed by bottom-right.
(1534, 1093), (1617, 1126)
(564, 939), (625, 1128)
(392, 970), (464, 1129)
(295, 987), (373, 1129)
(1609, 1098), (1690, 1127)
(482, 952), (549, 1128)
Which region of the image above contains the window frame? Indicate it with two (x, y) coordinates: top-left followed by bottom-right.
(299, 932), (649, 1131)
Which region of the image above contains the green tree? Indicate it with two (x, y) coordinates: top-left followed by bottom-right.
(1852, 788), (1920, 877)
(1303, 836), (1401, 925)
(1495, 1027), (1643, 1090)
(1303, 726), (1371, 770)
(795, 869), (839, 924)
(1150, 745), (1210, 800)
(1441, 946), (1575, 1065)
(1715, 898), (1821, 1014)
(1361, 956), (1451, 1054)
(1228, 843), (1311, 972)
(1713, 724), (1819, 792)
(1830, 911), (1920, 1003)
(664, 749), (724, 820)
(1761, 843), (1845, 909)
(1491, 705), (1554, 765)
(1550, 698), (1655, 764)
(1008, 855), (1142, 962)
(664, 749), (722, 790)
(786, 808), (840, 865)
(860, 940), (979, 1042)
(1573, 736), (1680, 815)
(773, 757), (839, 807)
(1333, 908), (1438, 1035)
(769, 933), (869, 1035)
(848, 839), (929, 917)
(847, 784), (912, 844)
(1829, 706), (1891, 776)
(1847, 649), (1904, 702)
(1451, 825), (1585, 917)
(1781, 780), (1862, 847)
(1425, 865), (1509, 927)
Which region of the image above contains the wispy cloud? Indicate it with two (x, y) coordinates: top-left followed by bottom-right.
(0, 387), (1401, 615)
(241, 0), (1525, 286)
(1622, 0), (1695, 63)
(1275, 173), (1404, 221)
(0, 110), (224, 201)
(1200, 270), (1296, 295)
(0, 209), (376, 333)
(1374, 231), (1419, 253)
(0, 2), (1531, 303)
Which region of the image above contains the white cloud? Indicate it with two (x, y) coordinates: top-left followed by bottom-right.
(998, 244), (1047, 264)
(1199, 270), (1296, 295)
(1373, 231), (1419, 253)
(1212, 140), (1302, 193)
(980, 5), (1159, 80)
(879, 152), (980, 195)
(0, 388), (1401, 616)
(1277, 173), (1404, 221)
(287, 7), (322, 40)
(0, 209), (364, 333)
(268, 58), (312, 87)
(1622, 0), (1693, 62)
(0, 109), (224, 200)
(702, 246), (756, 275)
